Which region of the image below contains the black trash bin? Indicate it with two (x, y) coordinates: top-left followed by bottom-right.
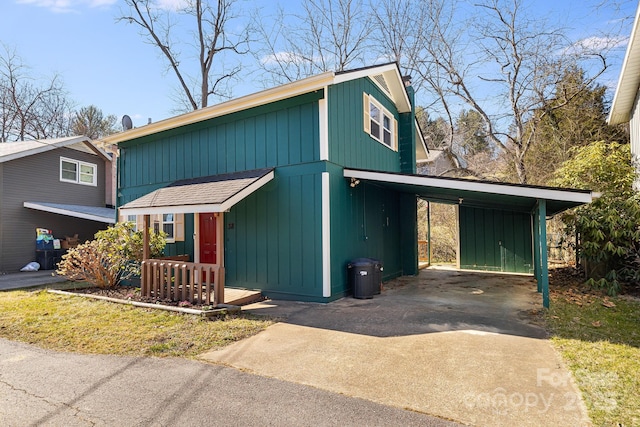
(348, 258), (376, 299)
(36, 250), (55, 270)
(367, 258), (383, 295)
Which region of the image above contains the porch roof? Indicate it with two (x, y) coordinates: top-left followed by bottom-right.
(343, 168), (596, 216)
(119, 168), (275, 216)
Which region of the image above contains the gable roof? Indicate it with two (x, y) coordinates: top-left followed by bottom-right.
(101, 63), (413, 145)
(608, 3), (640, 124)
(0, 136), (110, 164)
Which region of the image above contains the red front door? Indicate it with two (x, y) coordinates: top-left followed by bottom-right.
(199, 213), (217, 264)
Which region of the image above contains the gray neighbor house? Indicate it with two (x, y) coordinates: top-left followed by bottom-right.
(0, 136), (115, 273)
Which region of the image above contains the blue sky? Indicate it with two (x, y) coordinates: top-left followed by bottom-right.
(0, 0), (637, 129)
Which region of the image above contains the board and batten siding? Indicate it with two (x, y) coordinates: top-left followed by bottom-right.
(459, 206), (534, 274)
(118, 91), (323, 201)
(225, 167), (324, 300)
(0, 147), (108, 272)
(327, 162), (403, 298)
(118, 92), (325, 299)
(327, 79), (401, 172)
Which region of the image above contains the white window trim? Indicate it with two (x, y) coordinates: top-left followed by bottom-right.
(155, 214), (176, 243)
(60, 156), (97, 186)
(119, 213), (185, 244)
(363, 93), (398, 151)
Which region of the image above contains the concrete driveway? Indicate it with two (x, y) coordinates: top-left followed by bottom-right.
(0, 271), (66, 291)
(201, 268), (590, 426)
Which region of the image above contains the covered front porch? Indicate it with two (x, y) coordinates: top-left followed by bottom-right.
(119, 169), (275, 306)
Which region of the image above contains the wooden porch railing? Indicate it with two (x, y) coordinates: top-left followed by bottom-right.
(141, 260), (225, 305)
(418, 240), (429, 263)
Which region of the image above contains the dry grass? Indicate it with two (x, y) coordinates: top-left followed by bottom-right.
(547, 268), (640, 427)
(0, 287), (274, 358)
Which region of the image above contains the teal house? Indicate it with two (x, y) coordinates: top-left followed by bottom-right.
(104, 63), (595, 305)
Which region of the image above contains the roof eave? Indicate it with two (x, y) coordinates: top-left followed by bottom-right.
(334, 62), (412, 113)
(608, 2), (640, 125)
(0, 135), (98, 164)
(101, 72), (335, 145)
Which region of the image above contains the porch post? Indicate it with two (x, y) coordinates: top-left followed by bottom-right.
(215, 212), (225, 304)
(143, 214), (150, 260)
(536, 200), (550, 308)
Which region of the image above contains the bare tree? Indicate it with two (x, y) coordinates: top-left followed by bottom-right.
(412, 0), (611, 184)
(255, 0), (372, 84)
(0, 46), (72, 142)
(71, 105), (119, 139)
(119, 0), (250, 111)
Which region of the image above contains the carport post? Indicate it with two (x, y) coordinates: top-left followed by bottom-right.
(535, 200), (550, 308)
(533, 209), (541, 292)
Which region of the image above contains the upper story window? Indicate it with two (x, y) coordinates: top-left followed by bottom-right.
(363, 93), (398, 150)
(60, 157), (97, 186)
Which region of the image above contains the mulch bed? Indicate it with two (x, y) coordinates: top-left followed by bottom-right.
(72, 286), (214, 310)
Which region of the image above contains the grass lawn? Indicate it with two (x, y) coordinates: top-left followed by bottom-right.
(0, 284), (274, 358)
(546, 270), (640, 427)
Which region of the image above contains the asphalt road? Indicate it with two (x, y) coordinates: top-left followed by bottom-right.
(0, 338), (460, 427)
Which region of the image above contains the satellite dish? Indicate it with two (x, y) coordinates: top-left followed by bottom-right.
(122, 115), (133, 131)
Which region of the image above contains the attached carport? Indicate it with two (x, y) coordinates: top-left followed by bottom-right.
(343, 168), (596, 307)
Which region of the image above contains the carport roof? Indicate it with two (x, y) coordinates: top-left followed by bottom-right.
(24, 202), (116, 223)
(344, 168), (596, 216)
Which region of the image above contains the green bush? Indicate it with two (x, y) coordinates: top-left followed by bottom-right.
(57, 222), (166, 289)
(552, 141), (640, 295)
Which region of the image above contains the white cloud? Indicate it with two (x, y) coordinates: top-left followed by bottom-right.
(572, 35), (629, 53)
(156, 0), (188, 11)
(17, 0), (117, 13)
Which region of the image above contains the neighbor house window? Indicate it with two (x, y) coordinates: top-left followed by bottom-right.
(127, 215), (138, 231)
(363, 93), (398, 150)
(119, 213), (184, 243)
(60, 157), (97, 186)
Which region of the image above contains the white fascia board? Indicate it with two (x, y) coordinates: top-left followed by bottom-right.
(119, 204), (224, 216)
(343, 169), (594, 204)
(609, 2), (640, 124)
(218, 170), (275, 211)
(415, 120), (429, 161)
(333, 63), (411, 113)
(101, 73), (335, 145)
(24, 202), (115, 224)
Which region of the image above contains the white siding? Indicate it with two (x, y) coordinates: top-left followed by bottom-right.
(630, 89), (640, 189)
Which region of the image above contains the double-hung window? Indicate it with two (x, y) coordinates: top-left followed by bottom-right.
(60, 157), (97, 186)
(363, 93), (397, 150)
(153, 214), (175, 242)
(120, 213), (185, 243)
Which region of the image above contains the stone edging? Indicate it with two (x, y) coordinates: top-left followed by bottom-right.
(47, 289), (241, 318)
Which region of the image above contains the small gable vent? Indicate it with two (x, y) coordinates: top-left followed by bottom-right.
(372, 74), (391, 96)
